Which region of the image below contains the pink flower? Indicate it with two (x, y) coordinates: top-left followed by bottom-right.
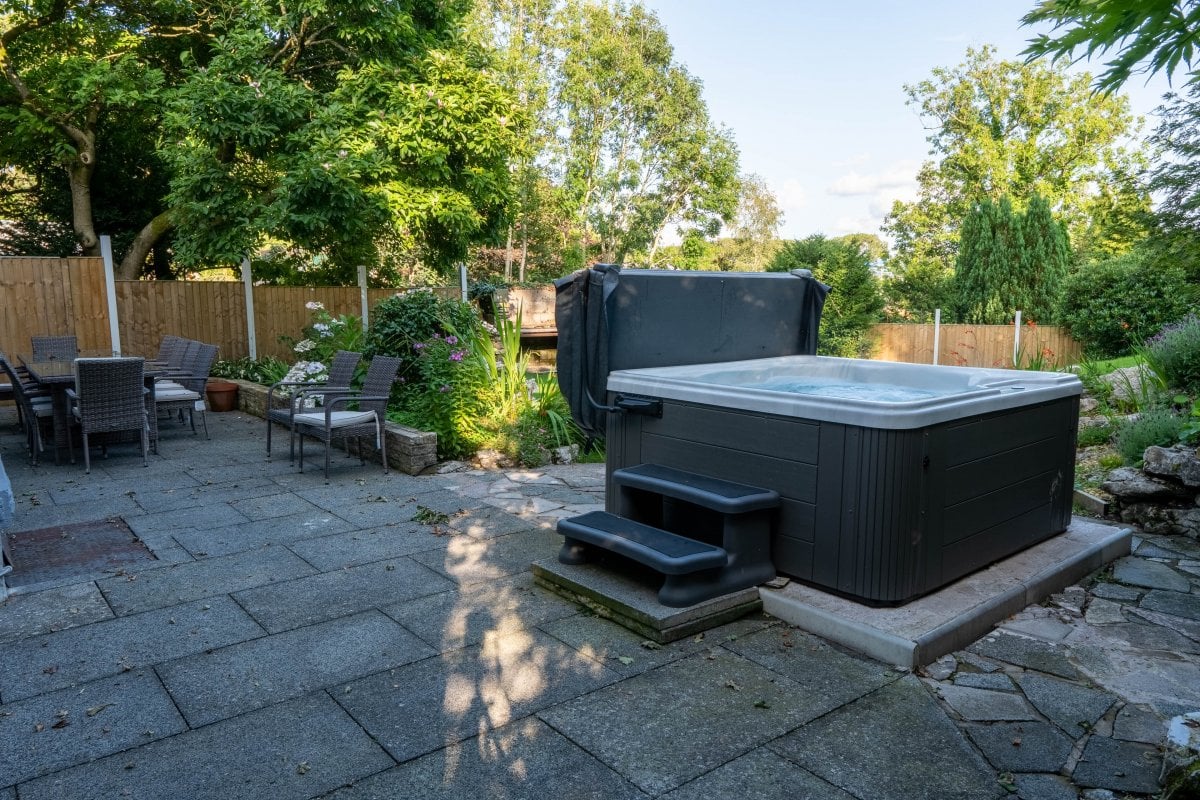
(449, 350), (465, 362)
(444, 335), (458, 345)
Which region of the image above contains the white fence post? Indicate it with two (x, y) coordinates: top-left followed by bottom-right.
(99, 236), (121, 355)
(458, 263), (468, 303)
(932, 308), (941, 365)
(1013, 310), (1022, 367)
(358, 264), (369, 333)
(241, 256), (257, 360)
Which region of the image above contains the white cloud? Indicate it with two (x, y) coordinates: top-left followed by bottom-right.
(827, 160), (920, 197)
(831, 152), (872, 168)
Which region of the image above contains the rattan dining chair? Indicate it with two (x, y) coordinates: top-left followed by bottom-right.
(31, 335), (78, 361)
(1, 354), (55, 465)
(68, 357), (148, 473)
(266, 349), (362, 461)
(292, 355), (400, 482)
(154, 342), (218, 438)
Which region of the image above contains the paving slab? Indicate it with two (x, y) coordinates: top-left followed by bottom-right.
(1114, 704), (1167, 744)
(124, 501), (252, 538)
(234, 557), (453, 633)
(0, 597), (264, 702)
(934, 683), (1036, 721)
(410, 528), (559, 586)
(953, 672), (1015, 691)
(770, 676), (1003, 800)
(1012, 773), (1077, 800)
(0, 582), (112, 644)
(0, 671), (186, 788)
(1072, 735), (1163, 795)
(15, 692), (395, 800)
(963, 720), (1074, 772)
(1090, 582), (1143, 601)
(762, 519), (1130, 667)
(542, 611), (775, 677)
(8, 496), (145, 532)
(1015, 673), (1118, 735)
(43, 471), (199, 505)
(403, 487), (488, 516)
(96, 545), (317, 615)
(1112, 557), (1191, 592)
(325, 497), (421, 530)
(384, 573), (579, 652)
(287, 522), (442, 570)
(323, 717), (645, 800)
(1140, 588), (1200, 621)
(444, 505), (539, 539)
(1084, 597), (1128, 625)
(337, 629), (618, 763)
(538, 648), (819, 796)
(1071, 642), (1200, 717)
(131, 475), (283, 514)
(659, 747), (856, 800)
(157, 610), (434, 726)
(171, 509), (354, 558)
(969, 631), (1080, 679)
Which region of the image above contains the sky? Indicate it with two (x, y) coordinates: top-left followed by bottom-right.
(640, 0), (1175, 242)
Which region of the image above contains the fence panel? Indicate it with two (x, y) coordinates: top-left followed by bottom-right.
(871, 323), (1081, 369)
(0, 257), (112, 357)
(116, 281), (247, 359)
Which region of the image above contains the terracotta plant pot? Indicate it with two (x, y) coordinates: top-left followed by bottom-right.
(205, 379), (239, 412)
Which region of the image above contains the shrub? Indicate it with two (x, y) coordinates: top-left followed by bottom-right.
(366, 290), (484, 388)
(282, 301), (364, 365)
(211, 356), (289, 383)
(1058, 250), (1195, 358)
(1114, 409), (1184, 465)
(1076, 423), (1113, 448)
(1143, 314), (1200, 395)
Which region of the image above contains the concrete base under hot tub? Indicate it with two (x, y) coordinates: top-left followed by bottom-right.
(533, 516), (1131, 664)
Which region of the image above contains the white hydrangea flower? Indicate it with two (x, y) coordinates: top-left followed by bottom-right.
(305, 301), (325, 311)
(294, 339), (316, 353)
(313, 322), (332, 338)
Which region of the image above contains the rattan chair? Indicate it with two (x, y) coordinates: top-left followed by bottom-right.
(292, 355), (400, 482)
(150, 335), (187, 369)
(67, 357), (148, 473)
(154, 342), (218, 438)
(1, 355), (55, 464)
(31, 335), (78, 361)
(266, 349), (362, 461)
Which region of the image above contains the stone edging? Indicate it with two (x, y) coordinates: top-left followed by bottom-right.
(224, 379), (438, 476)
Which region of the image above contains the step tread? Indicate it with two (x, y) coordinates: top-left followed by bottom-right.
(613, 464), (779, 513)
(559, 511), (727, 574)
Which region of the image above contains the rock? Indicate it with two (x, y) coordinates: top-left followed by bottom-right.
(552, 444), (580, 465)
(1119, 504), (1200, 538)
(1161, 711), (1200, 799)
(471, 450), (514, 470)
(923, 654), (956, 681)
(1081, 790), (1118, 800)
(1103, 468), (1193, 502)
(436, 460), (471, 474)
(1113, 558), (1192, 592)
(1080, 396), (1100, 414)
(1085, 598), (1128, 625)
(1145, 445), (1200, 488)
(1104, 366), (1148, 403)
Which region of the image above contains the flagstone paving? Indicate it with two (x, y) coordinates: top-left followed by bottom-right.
(1, 408), (1198, 798)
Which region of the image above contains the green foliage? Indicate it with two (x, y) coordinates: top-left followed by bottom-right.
(1143, 314), (1200, 395)
(393, 333), (496, 460)
(366, 290), (483, 385)
(1115, 409), (1184, 465)
(1147, 83), (1200, 275)
(281, 302), (365, 365)
(1077, 422), (1114, 448)
(211, 356), (289, 384)
(882, 45), (1147, 316)
(768, 234), (883, 357)
(498, 374), (582, 467)
(1058, 248), (1196, 357)
(1021, 0), (1200, 93)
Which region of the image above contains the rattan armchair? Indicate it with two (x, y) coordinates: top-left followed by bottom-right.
(31, 335), (78, 361)
(154, 342), (218, 438)
(292, 355), (400, 482)
(1, 354), (55, 465)
(266, 349), (362, 461)
(67, 357), (148, 473)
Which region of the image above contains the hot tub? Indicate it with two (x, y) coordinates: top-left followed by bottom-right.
(604, 355), (1082, 604)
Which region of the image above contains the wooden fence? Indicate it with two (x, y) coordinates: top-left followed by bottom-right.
(871, 322), (1082, 369)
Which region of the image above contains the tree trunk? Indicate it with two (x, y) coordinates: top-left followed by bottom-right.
(519, 235), (527, 283)
(118, 210), (174, 280)
(65, 135), (99, 255)
(504, 225), (513, 282)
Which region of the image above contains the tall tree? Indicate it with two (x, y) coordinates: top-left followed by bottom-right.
(1022, 0), (1200, 92)
(1146, 83), (1200, 274)
(712, 174), (783, 271)
(955, 197), (1023, 324)
(1020, 193), (1071, 322)
(882, 45), (1146, 318)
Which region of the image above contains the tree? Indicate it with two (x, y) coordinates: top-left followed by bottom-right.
(767, 234), (883, 357)
(713, 174), (783, 271)
(2, 0), (519, 280)
(882, 45), (1146, 316)
(1022, 0), (1200, 93)
(956, 197), (1023, 324)
(1145, 83), (1200, 275)
(1020, 193), (1071, 322)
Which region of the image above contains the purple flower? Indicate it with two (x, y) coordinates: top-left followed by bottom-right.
(449, 349), (465, 362)
(439, 385), (450, 393)
(444, 335), (458, 345)
(413, 342), (425, 351)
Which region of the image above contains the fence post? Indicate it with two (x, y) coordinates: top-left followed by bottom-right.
(458, 263), (468, 303)
(932, 308), (941, 365)
(241, 256), (257, 360)
(1013, 310), (1022, 367)
(99, 236), (121, 355)
(357, 264), (369, 333)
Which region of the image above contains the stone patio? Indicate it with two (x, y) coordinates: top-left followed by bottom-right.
(1, 407), (1197, 799)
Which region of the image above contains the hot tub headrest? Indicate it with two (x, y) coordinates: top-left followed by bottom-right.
(555, 265), (830, 438)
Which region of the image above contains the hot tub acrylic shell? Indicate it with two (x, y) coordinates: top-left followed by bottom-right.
(604, 356), (1082, 605)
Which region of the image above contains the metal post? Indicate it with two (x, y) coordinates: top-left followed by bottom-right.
(1013, 310), (1022, 367)
(99, 235), (121, 355)
(932, 308), (941, 365)
(357, 264), (369, 333)
(458, 263), (468, 303)
(241, 256), (257, 360)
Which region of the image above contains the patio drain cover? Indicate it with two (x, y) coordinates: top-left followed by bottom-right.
(4, 517), (156, 588)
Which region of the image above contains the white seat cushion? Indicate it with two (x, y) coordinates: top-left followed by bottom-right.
(156, 380), (185, 392)
(293, 410), (377, 430)
(156, 389), (201, 401)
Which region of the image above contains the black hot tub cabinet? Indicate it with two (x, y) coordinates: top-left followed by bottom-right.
(603, 355), (1082, 605)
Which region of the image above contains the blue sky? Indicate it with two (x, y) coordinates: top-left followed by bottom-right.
(641, 0), (1173, 241)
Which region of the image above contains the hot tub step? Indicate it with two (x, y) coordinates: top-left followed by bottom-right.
(558, 511), (727, 575)
(613, 463), (779, 513)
